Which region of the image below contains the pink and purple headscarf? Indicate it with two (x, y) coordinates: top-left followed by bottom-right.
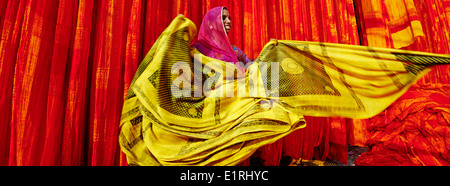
(192, 7), (240, 65)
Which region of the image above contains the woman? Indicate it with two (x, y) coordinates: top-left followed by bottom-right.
(193, 6), (260, 165)
(192, 7), (251, 74)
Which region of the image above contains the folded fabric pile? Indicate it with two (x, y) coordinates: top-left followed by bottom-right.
(355, 84), (450, 166)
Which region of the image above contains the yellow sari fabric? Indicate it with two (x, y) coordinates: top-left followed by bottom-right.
(119, 15), (450, 166)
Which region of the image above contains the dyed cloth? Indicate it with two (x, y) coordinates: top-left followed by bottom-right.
(118, 15), (450, 166)
(289, 158), (339, 166)
(357, 0), (425, 48)
(355, 84), (450, 166)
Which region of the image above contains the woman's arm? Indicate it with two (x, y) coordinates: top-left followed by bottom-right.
(232, 45), (252, 65)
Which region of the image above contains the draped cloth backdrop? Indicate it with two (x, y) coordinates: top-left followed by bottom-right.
(353, 0), (450, 166)
(0, 0), (449, 166)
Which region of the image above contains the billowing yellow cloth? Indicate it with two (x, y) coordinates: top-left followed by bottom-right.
(119, 16), (450, 166)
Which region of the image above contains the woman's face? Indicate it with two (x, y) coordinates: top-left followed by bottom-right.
(222, 9), (232, 34)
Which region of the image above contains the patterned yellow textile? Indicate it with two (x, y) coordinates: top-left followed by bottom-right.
(119, 16), (450, 166)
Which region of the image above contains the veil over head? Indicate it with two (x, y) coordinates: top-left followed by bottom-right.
(192, 7), (239, 63)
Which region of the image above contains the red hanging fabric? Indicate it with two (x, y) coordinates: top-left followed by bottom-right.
(0, 0), (27, 166)
(41, 0), (78, 166)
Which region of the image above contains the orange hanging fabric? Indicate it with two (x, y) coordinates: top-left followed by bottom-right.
(357, 0), (424, 48)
